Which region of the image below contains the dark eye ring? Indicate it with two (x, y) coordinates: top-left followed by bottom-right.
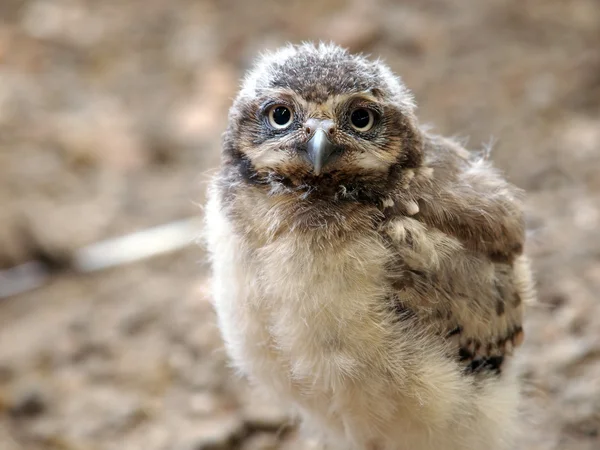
(350, 108), (375, 132)
(267, 105), (293, 129)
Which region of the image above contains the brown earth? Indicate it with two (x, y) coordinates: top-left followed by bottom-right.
(0, 0), (599, 449)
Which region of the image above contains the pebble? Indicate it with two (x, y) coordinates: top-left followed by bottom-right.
(188, 391), (221, 417)
(241, 432), (280, 450)
(242, 401), (289, 432)
(8, 384), (47, 418)
(176, 414), (246, 450)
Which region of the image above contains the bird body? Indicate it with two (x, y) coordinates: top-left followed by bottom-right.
(204, 43), (535, 450)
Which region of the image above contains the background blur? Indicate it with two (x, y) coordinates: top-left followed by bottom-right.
(1, 0), (599, 449)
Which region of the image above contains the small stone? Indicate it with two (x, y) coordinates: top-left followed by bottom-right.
(241, 432), (280, 450)
(178, 414), (245, 450)
(8, 385), (47, 418)
(61, 387), (148, 439)
(242, 397), (289, 431)
(188, 391), (220, 417)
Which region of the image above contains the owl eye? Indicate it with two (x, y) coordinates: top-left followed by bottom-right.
(350, 108), (375, 132)
(267, 105), (293, 129)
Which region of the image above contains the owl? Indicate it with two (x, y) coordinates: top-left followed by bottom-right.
(204, 43), (535, 450)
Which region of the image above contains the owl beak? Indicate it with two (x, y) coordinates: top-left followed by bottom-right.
(306, 129), (336, 175)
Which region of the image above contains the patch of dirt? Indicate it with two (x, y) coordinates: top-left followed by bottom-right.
(1, 0), (599, 449)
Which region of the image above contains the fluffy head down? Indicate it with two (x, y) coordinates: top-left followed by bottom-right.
(222, 43), (423, 202)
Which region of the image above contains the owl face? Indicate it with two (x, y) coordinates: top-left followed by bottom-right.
(223, 43), (422, 201)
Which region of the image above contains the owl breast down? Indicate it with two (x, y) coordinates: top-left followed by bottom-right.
(204, 184), (524, 450)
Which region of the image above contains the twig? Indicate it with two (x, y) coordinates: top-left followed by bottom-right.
(0, 217), (202, 299)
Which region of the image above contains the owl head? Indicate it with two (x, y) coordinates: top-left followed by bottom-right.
(223, 42), (423, 202)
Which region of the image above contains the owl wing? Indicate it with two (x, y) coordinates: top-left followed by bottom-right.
(382, 135), (532, 375)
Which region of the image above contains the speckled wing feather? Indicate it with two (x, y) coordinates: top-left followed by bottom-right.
(382, 134), (533, 375)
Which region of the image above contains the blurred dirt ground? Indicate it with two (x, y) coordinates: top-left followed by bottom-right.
(0, 0), (599, 449)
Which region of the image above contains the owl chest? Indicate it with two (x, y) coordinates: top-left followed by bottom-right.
(221, 230), (392, 393)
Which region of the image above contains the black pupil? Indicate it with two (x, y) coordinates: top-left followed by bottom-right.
(272, 106), (291, 126)
(351, 109), (371, 129)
